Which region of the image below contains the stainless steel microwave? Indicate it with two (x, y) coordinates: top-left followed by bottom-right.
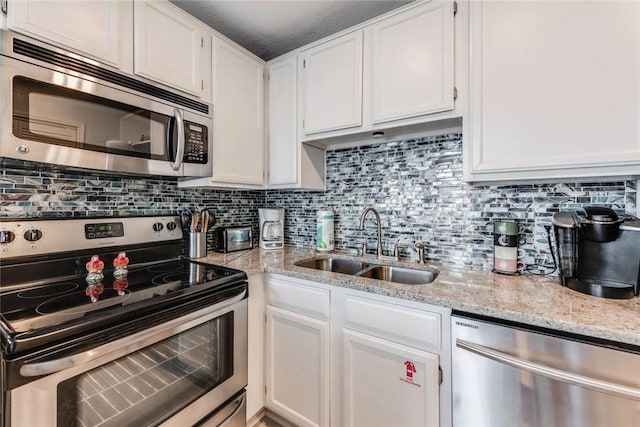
(0, 30), (213, 177)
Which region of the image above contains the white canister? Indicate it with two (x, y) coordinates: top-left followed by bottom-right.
(316, 210), (334, 251)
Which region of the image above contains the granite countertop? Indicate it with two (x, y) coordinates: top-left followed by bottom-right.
(199, 246), (640, 347)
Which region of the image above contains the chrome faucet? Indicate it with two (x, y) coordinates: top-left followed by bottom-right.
(358, 207), (383, 257)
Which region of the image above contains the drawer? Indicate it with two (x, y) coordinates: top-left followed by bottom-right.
(266, 276), (330, 321)
(343, 294), (441, 352)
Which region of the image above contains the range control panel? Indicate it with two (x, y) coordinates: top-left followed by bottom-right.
(0, 216), (182, 260)
(85, 222), (125, 239)
(183, 122), (208, 164)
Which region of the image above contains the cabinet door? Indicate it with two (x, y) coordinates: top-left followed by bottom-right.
(211, 37), (265, 186)
(342, 329), (439, 427)
(266, 306), (330, 427)
(134, 0), (203, 96)
(247, 275), (266, 421)
(268, 56), (298, 186)
(368, 0), (454, 124)
(7, 0), (126, 68)
(301, 31), (363, 135)
(468, 1), (640, 179)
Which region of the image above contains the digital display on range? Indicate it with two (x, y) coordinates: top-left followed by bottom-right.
(84, 222), (124, 239)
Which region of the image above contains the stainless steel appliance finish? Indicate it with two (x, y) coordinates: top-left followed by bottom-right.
(0, 30), (213, 177)
(192, 391), (246, 427)
(259, 208), (284, 250)
(215, 226), (253, 253)
(0, 215), (248, 427)
(452, 315), (640, 427)
(10, 293), (248, 427)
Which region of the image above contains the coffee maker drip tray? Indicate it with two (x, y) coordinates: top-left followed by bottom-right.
(565, 278), (636, 299)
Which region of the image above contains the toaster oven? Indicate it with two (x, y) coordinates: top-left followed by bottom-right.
(215, 226), (253, 253)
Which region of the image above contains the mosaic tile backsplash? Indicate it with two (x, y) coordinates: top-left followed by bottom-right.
(0, 159), (264, 252)
(1, 132), (637, 271)
(265, 133), (637, 271)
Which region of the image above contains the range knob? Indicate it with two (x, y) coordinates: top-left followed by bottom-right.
(152, 222), (164, 232)
(0, 230), (15, 244)
(24, 229), (43, 242)
(167, 221), (177, 231)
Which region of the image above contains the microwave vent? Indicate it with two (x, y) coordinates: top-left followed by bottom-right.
(12, 38), (209, 115)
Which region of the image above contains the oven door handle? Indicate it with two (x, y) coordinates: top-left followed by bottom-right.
(20, 289), (246, 377)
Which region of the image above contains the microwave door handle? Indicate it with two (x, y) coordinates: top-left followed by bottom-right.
(170, 108), (185, 171)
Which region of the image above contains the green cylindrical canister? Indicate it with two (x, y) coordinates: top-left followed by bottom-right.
(316, 209), (334, 251)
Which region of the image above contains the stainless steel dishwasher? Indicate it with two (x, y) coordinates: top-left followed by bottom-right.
(452, 314), (640, 427)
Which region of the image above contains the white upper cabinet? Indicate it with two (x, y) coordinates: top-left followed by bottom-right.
(268, 56), (299, 185)
(300, 31), (363, 135)
(268, 55), (325, 190)
(209, 36), (265, 186)
(466, 0), (640, 181)
(367, 0), (454, 124)
(298, 1), (458, 144)
(179, 35), (266, 189)
(6, 0), (132, 69)
(134, 0), (204, 96)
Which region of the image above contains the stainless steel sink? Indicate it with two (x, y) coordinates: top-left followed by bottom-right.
(294, 257), (371, 275)
(358, 265), (437, 285)
(294, 257), (438, 285)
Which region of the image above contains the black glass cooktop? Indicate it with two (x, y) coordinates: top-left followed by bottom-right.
(0, 259), (246, 335)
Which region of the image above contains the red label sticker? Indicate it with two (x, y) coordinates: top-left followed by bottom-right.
(405, 361), (416, 378)
(400, 360), (421, 387)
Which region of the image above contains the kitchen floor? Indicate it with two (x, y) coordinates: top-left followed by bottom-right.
(254, 415), (287, 427)
(255, 418), (281, 427)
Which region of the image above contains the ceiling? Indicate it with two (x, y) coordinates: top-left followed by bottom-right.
(169, 1), (413, 61)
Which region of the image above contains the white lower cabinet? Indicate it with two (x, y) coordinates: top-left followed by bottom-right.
(265, 306), (330, 427)
(263, 274), (451, 427)
(265, 276), (331, 427)
(342, 329), (440, 427)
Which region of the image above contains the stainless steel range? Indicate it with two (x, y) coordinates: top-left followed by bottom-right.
(0, 216), (248, 427)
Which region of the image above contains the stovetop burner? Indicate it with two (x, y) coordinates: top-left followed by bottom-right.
(147, 260), (185, 273)
(16, 283), (80, 299)
(36, 290), (132, 315)
(1, 259), (244, 335)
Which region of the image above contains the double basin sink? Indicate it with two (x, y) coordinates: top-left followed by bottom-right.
(294, 257), (438, 285)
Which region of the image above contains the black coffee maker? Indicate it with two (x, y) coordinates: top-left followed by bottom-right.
(552, 207), (640, 299)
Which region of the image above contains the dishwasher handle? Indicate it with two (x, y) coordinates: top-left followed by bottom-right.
(456, 338), (640, 401)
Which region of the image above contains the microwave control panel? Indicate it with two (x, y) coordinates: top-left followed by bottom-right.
(184, 122), (208, 164)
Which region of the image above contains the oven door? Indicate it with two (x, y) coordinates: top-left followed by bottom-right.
(8, 291), (247, 427)
(0, 35), (211, 177)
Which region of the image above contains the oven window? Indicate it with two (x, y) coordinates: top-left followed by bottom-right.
(12, 76), (172, 160)
(56, 313), (233, 427)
